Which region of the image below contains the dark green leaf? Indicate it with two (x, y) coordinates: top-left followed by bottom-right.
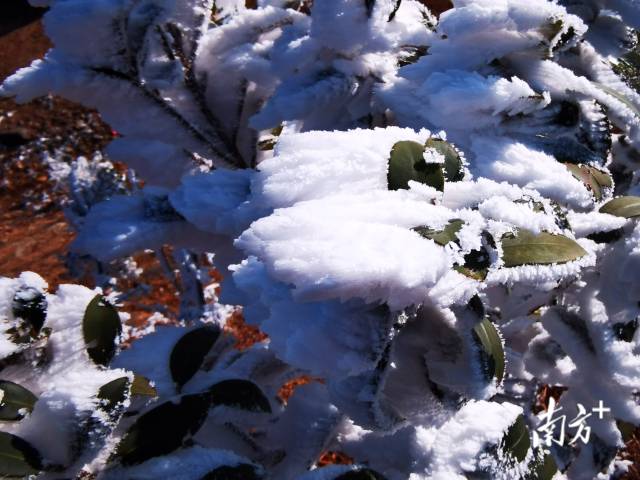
(472, 318), (505, 384)
(586, 228), (624, 244)
(257, 138), (277, 151)
(613, 318), (637, 342)
(467, 295), (485, 318)
(365, 0), (375, 17)
(200, 464), (262, 480)
(387, 0), (401, 21)
(501, 414), (531, 463)
(0, 380), (37, 421)
(501, 230), (586, 267)
(97, 377), (130, 412)
(387, 141), (444, 191)
(425, 138), (464, 182)
(398, 45), (428, 67)
(541, 19), (564, 42)
(563, 163), (612, 201)
(454, 247), (491, 281)
(0, 431), (42, 477)
(82, 295), (122, 366)
(131, 374), (157, 398)
(414, 219), (464, 246)
(115, 393), (211, 465)
(599, 196), (640, 218)
(616, 419), (636, 443)
(170, 326), (220, 391)
(594, 83), (640, 119)
(336, 468), (388, 480)
(527, 453), (557, 480)
(11, 288), (47, 334)
(557, 309), (595, 353)
(208, 379), (271, 413)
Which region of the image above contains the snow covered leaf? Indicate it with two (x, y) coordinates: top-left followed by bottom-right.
(425, 138), (464, 182)
(334, 468), (387, 479)
(563, 164), (612, 201)
(115, 393), (212, 465)
(11, 287), (47, 334)
(387, 141), (444, 191)
(594, 83), (640, 119)
(97, 376), (130, 413)
(170, 326), (221, 391)
(529, 453), (558, 480)
(0, 432), (42, 477)
(82, 295), (122, 366)
(472, 318), (505, 385)
(131, 375), (158, 398)
(500, 414), (531, 463)
(454, 240), (492, 281)
(501, 230), (587, 267)
(413, 219), (464, 246)
(0, 380), (37, 421)
(98, 374), (156, 413)
(613, 319), (638, 342)
(208, 379), (271, 413)
(200, 463), (263, 479)
(599, 196), (640, 218)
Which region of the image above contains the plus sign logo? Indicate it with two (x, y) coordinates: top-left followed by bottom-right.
(592, 400), (611, 419)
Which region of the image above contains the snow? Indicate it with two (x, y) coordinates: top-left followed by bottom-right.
(4, 0), (640, 478)
(471, 137), (594, 208)
(103, 446), (259, 480)
(414, 400), (523, 479)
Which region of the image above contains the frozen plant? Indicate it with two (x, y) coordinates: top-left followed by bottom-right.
(3, 0), (640, 478)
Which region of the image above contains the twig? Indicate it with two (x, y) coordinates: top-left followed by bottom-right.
(90, 66), (236, 168)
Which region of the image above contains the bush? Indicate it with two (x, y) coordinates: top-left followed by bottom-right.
(2, 0), (640, 478)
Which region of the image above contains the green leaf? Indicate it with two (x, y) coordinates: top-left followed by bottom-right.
(594, 82), (640, 119)
(208, 379), (271, 413)
(414, 219), (464, 246)
(586, 228), (624, 244)
(541, 19), (564, 42)
(616, 419), (636, 443)
(200, 464), (262, 480)
(115, 393), (211, 465)
(613, 318), (637, 342)
(0, 431), (42, 477)
(557, 309), (595, 353)
(335, 469), (388, 480)
(472, 318), (505, 384)
(97, 377), (130, 412)
(501, 414), (531, 463)
(131, 374), (157, 398)
(398, 45), (428, 67)
(82, 295), (122, 366)
(387, 140), (444, 191)
(170, 326), (220, 391)
(388, 0), (401, 21)
(11, 288), (47, 335)
(0, 380), (37, 421)
(501, 230), (586, 267)
(563, 163), (612, 201)
(454, 247), (491, 281)
(528, 453), (557, 480)
(425, 138), (464, 182)
(599, 196), (640, 218)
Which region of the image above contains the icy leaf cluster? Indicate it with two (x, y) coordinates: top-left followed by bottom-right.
(3, 0), (640, 478)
